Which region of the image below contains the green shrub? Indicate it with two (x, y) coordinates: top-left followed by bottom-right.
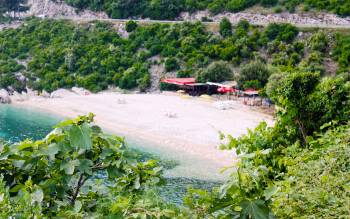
(219, 17), (232, 37)
(125, 20), (138, 32)
(265, 23), (299, 43)
(261, 0), (278, 7)
(239, 61), (271, 88)
(273, 6), (283, 13)
(332, 33), (350, 73)
(309, 31), (328, 52)
(196, 61), (233, 82)
(165, 57), (179, 72)
(137, 73), (151, 92)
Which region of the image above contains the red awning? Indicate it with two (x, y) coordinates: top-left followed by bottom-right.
(218, 87), (238, 93)
(161, 78), (196, 85)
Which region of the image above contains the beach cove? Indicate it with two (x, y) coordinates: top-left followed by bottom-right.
(12, 92), (273, 181)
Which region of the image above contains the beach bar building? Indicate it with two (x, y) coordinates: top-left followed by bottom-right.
(161, 78), (217, 96)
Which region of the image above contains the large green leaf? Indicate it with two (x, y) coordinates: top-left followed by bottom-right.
(69, 123), (92, 150)
(60, 160), (80, 175)
(45, 143), (60, 160)
(240, 199), (270, 219)
(77, 159), (93, 175)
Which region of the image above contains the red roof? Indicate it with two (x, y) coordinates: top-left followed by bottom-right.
(161, 78), (196, 85)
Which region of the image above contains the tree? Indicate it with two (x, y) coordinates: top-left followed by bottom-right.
(307, 75), (350, 131)
(125, 20), (138, 32)
(219, 17), (232, 37)
(265, 23), (298, 43)
(145, 0), (184, 20)
(309, 31), (328, 52)
(165, 57), (179, 72)
(261, 0), (278, 7)
(238, 61), (271, 88)
(267, 72), (320, 143)
(196, 61), (233, 82)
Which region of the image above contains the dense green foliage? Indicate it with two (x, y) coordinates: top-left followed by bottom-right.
(164, 57), (179, 72)
(2, 18), (349, 93)
(239, 61), (271, 89)
(0, 19), (153, 92)
(267, 72), (350, 142)
(219, 17), (232, 38)
(125, 20), (138, 32)
(272, 124), (350, 218)
(62, 0), (350, 20)
(333, 33), (350, 73)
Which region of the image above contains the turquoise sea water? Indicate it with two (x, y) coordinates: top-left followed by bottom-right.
(0, 105), (62, 142)
(0, 105), (219, 204)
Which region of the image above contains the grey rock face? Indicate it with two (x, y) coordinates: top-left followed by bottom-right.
(0, 89), (11, 104)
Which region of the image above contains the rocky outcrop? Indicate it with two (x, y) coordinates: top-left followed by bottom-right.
(181, 10), (350, 28)
(26, 87), (38, 97)
(148, 56), (177, 93)
(41, 90), (51, 98)
(21, 0), (108, 19)
(72, 87), (91, 95)
(50, 89), (77, 98)
(0, 89), (11, 104)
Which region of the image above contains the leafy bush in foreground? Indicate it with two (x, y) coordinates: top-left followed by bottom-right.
(0, 113), (178, 218)
(272, 124), (350, 218)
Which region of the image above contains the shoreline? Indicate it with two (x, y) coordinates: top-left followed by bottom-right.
(13, 92), (273, 181)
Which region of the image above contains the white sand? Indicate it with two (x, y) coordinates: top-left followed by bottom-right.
(13, 92), (273, 181)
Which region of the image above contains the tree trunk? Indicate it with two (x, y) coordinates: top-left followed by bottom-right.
(296, 119), (307, 145)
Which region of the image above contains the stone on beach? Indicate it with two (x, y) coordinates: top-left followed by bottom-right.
(41, 90), (51, 98)
(213, 101), (235, 110)
(117, 98), (127, 104)
(72, 87), (91, 96)
(0, 89), (11, 104)
(164, 111), (178, 118)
